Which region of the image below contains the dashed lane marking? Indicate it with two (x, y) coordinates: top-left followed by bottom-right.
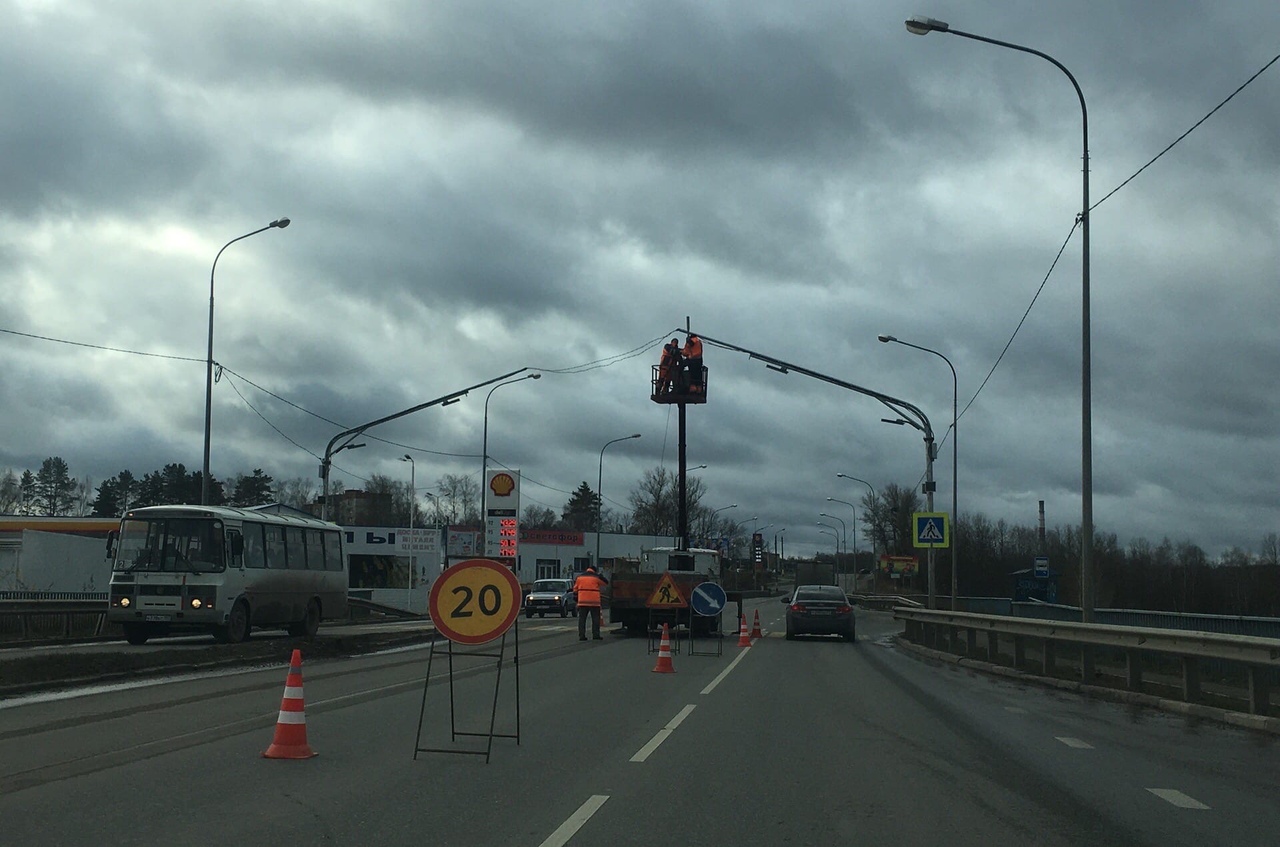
(1055, 737), (1094, 749)
(630, 705), (696, 763)
(536, 795), (610, 847)
(1147, 789), (1210, 810)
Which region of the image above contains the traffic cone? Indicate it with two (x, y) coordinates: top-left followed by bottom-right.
(651, 623), (676, 673)
(736, 615), (752, 647)
(263, 649), (317, 759)
(750, 610), (763, 639)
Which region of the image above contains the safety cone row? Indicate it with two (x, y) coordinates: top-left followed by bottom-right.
(651, 623), (676, 673)
(750, 609), (763, 640)
(736, 614), (752, 647)
(263, 648), (317, 759)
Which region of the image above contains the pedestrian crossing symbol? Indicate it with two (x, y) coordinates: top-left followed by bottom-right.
(913, 512), (950, 549)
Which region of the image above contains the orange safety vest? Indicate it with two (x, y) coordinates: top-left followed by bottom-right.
(573, 572), (606, 607)
(683, 336), (702, 359)
(659, 343), (680, 375)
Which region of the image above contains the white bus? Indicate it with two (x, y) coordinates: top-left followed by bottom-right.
(106, 505), (348, 645)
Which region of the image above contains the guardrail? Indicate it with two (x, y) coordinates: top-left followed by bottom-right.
(852, 594), (922, 611)
(894, 607), (1279, 717)
(0, 599), (110, 642)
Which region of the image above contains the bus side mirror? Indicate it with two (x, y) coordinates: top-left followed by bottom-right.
(105, 530), (119, 560)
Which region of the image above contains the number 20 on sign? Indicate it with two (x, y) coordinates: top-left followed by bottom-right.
(428, 559), (522, 645)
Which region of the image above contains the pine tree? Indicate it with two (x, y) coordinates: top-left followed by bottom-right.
(34, 457), (75, 516)
(562, 482), (599, 531)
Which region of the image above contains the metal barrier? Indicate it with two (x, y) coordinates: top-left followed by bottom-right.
(894, 607), (1280, 717)
(0, 599), (110, 642)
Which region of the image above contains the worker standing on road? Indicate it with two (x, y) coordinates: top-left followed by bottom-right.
(574, 565), (609, 641)
(657, 338), (681, 395)
(682, 333), (703, 393)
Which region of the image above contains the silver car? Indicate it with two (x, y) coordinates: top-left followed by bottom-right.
(783, 584), (856, 642)
(524, 578), (577, 618)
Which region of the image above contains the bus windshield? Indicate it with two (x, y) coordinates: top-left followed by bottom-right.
(115, 517), (226, 573)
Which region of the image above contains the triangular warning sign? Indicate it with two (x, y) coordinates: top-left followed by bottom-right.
(645, 573), (688, 608)
(920, 520), (944, 541)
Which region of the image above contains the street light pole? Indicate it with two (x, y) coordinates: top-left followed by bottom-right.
(827, 497), (859, 578)
(401, 454), (415, 611)
(596, 434), (641, 567)
(202, 217), (290, 505)
(905, 14), (1093, 620)
(882, 413), (938, 609)
(481, 373), (542, 519)
(879, 334), (958, 604)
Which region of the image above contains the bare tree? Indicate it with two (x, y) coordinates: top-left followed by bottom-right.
(437, 474), (480, 525)
(275, 477), (316, 511)
(0, 469), (21, 513)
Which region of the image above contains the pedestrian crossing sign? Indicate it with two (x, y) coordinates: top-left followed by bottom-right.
(913, 513), (950, 549)
(645, 573), (689, 608)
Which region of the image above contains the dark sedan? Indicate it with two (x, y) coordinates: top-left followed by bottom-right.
(783, 584), (856, 642)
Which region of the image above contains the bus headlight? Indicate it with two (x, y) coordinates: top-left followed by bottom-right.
(119, 596), (131, 608)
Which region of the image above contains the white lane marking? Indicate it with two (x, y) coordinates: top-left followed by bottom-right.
(700, 648), (751, 695)
(630, 705), (697, 763)
(536, 795), (609, 847)
(1055, 736), (1093, 749)
(1004, 706), (1029, 714)
(1147, 788), (1210, 810)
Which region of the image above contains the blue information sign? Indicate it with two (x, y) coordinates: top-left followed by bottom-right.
(690, 582), (728, 617)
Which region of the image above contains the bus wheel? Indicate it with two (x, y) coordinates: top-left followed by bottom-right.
(221, 601), (250, 644)
(289, 600), (321, 639)
(123, 623), (150, 646)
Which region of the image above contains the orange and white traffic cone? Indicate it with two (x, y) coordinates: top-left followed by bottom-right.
(651, 623), (676, 673)
(737, 614), (752, 648)
(750, 609), (763, 640)
(263, 648), (317, 759)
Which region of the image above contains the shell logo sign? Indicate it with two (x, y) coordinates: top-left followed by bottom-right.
(489, 473), (516, 498)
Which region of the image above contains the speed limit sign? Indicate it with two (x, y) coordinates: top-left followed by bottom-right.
(428, 559), (522, 645)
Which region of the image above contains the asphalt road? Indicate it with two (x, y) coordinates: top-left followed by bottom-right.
(1, 599), (1277, 846)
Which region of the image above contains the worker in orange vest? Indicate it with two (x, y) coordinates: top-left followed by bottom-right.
(682, 333), (703, 392)
(573, 565), (609, 640)
(656, 338), (681, 394)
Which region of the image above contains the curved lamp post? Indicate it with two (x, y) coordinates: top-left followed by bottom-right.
(202, 217), (290, 504)
(879, 333), (958, 604)
(905, 14), (1094, 619)
(481, 373), (541, 517)
(596, 433), (641, 566)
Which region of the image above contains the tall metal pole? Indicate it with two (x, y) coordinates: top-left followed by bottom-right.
(402, 454), (415, 611)
(481, 373), (541, 521)
(879, 335), (958, 603)
(596, 434), (641, 567)
(905, 15), (1092, 619)
(202, 217), (290, 505)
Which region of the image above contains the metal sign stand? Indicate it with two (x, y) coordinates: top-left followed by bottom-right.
(689, 611), (723, 657)
(413, 621), (521, 764)
(646, 608), (683, 654)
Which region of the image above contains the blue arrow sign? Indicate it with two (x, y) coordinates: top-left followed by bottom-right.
(690, 582), (728, 617)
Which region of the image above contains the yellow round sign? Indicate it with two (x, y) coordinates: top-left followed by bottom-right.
(428, 559), (522, 645)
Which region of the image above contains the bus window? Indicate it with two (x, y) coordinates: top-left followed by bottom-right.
(242, 524), (267, 568)
(322, 531), (343, 571)
(226, 530), (244, 569)
(305, 529), (324, 570)
(264, 525), (287, 569)
(285, 527), (306, 569)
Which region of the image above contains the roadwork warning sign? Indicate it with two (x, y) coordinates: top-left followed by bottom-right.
(645, 573), (689, 608)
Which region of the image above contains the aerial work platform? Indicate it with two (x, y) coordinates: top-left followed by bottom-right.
(651, 364), (708, 405)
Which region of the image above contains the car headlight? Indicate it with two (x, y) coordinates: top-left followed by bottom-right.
(119, 596), (131, 608)
(553, 595), (561, 602)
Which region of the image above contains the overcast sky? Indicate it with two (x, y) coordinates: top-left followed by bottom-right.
(2, 0), (1276, 559)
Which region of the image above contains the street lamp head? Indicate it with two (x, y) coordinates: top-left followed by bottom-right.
(630, 433), (642, 439)
(270, 217), (291, 229)
(882, 418), (908, 426)
(905, 15), (948, 35)
(529, 373), (542, 380)
(877, 334), (896, 343)
(402, 454), (412, 462)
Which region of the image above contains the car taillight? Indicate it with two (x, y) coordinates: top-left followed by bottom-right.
(837, 604), (852, 614)
(789, 604), (807, 613)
